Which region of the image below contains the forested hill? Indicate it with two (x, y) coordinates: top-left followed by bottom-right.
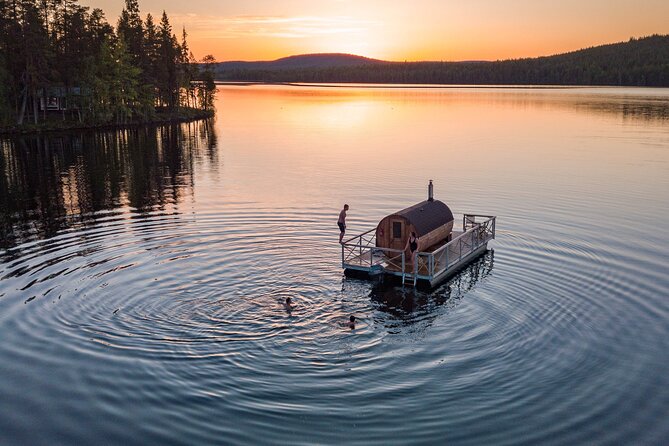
(217, 53), (383, 71)
(215, 35), (669, 86)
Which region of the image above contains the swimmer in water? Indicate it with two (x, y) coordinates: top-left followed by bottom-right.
(284, 297), (293, 312)
(347, 315), (356, 329)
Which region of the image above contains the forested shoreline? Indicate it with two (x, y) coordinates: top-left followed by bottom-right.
(216, 35), (669, 87)
(0, 0), (217, 133)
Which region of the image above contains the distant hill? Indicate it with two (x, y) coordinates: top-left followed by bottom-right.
(213, 35), (669, 86)
(214, 53), (383, 73)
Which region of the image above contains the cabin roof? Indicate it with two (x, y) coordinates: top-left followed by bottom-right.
(393, 199), (453, 236)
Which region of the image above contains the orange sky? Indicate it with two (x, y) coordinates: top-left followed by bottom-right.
(80, 1), (669, 61)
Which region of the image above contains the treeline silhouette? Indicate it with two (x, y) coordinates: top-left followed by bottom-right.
(217, 35), (669, 86)
(0, 0), (217, 128)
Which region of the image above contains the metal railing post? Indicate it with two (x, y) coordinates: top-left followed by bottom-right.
(459, 238), (463, 262)
(412, 254), (418, 287)
(401, 252), (406, 283)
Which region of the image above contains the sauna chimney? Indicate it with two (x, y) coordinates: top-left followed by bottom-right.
(428, 180), (434, 202)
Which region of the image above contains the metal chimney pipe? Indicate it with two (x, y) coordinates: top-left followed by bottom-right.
(428, 180), (434, 201)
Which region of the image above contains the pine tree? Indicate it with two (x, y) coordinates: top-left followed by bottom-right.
(198, 54), (216, 111)
(180, 27), (194, 108)
(156, 11), (177, 110)
(17, 0), (51, 124)
(135, 12), (158, 119)
(116, 0), (143, 68)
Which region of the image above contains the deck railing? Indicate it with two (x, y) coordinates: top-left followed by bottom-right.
(425, 215), (496, 278)
(341, 229), (407, 273)
(342, 228), (376, 264)
(342, 214), (496, 284)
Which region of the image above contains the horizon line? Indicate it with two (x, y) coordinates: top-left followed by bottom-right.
(210, 33), (665, 64)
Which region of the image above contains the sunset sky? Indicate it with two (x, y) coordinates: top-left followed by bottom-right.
(79, 0), (669, 62)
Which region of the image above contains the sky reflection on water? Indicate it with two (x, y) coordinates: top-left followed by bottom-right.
(0, 86), (668, 445)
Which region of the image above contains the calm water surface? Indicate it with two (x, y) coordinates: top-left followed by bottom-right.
(1, 86), (668, 445)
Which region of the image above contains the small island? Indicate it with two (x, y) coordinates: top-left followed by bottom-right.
(0, 0), (217, 134)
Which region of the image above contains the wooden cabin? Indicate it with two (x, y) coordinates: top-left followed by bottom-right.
(38, 87), (88, 112)
(375, 181), (454, 256)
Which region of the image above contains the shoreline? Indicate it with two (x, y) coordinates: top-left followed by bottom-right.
(214, 81), (667, 90)
(215, 81), (580, 89)
(0, 109), (215, 136)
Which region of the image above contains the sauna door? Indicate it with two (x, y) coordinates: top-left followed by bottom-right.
(390, 220), (404, 251)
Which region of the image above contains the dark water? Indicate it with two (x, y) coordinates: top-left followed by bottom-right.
(1, 86), (668, 445)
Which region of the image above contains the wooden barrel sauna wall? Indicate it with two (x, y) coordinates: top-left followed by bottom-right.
(375, 199), (454, 255)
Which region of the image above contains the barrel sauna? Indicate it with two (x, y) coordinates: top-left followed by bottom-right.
(375, 196), (454, 257)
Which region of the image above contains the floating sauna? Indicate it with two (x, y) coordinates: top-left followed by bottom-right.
(341, 181), (496, 288)
(375, 182), (454, 255)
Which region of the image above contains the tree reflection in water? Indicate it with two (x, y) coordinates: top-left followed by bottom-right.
(0, 120), (216, 251)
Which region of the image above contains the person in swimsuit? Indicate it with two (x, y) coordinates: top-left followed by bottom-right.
(338, 204), (349, 244)
(405, 231), (419, 265)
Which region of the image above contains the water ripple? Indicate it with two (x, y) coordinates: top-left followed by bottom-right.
(1, 88), (669, 445)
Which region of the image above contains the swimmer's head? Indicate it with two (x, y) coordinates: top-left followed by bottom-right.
(286, 297), (291, 305)
(349, 315), (355, 323)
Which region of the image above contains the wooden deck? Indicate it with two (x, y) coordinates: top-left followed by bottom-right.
(342, 215), (496, 287)
(346, 230), (465, 273)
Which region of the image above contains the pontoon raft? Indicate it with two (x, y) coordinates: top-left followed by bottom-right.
(341, 182), (496, 288)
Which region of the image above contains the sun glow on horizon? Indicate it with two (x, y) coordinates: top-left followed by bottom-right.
(80, 0), (669, 62)
(169, 13), (385, 61)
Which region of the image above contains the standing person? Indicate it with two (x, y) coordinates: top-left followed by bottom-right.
(338, 204), (349, 244)
(405, 231), (419, 265)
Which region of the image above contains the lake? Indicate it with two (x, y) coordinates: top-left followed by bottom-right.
(1, 85), (668, 445)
